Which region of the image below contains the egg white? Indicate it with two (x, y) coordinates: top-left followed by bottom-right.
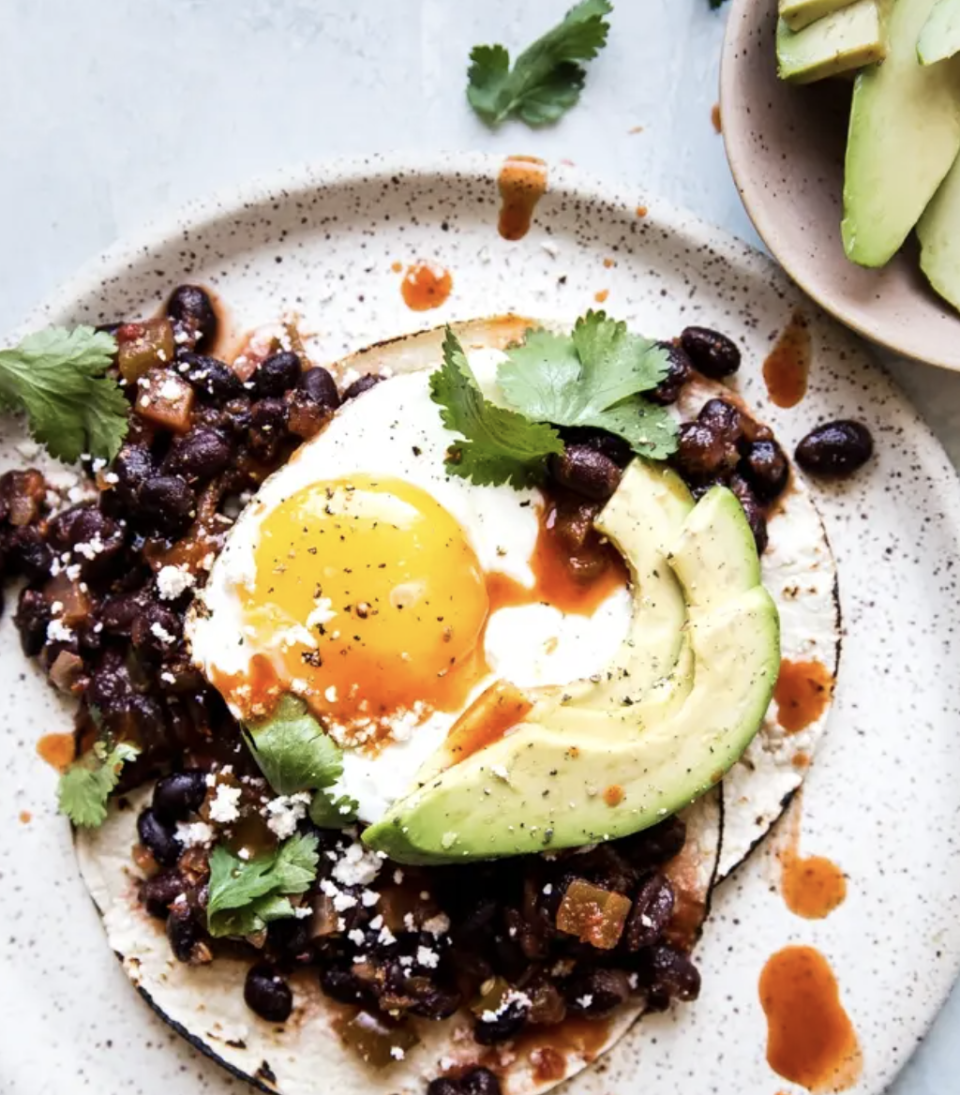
(189, 350), (631, 823)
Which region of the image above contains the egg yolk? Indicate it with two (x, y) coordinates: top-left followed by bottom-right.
(238, 476), (490, 732)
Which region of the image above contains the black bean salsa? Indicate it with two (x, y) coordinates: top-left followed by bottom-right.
(0, 287), (872, 1085)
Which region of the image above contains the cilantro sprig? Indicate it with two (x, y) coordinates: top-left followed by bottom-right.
(430, 329), (564, 489)
(243, 695), (358, 827)
(0, 327), (128, 462)
(207, 833), (319, 937)
(498, 312), (677, 459)
(430, 314), (677, 489)
(467, 0), (613, 127)
(58, 739), (141, 828)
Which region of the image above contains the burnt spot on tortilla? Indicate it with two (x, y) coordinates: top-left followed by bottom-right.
(133, 981), (277, 1095)
(226, 1038), (247, 1050)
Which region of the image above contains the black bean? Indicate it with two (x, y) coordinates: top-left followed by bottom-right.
(267, 916), (314, 962)
(680, 326), (741, 379)
(114, 445), (155, 504)
(473, 997), (529, 1045)
(140, 869), (187, 919)
(14, 587), (50, 656)
(698, 398), (744, 445)
(319, 964), (378, 1008)
(741, 439), (789, 503)
(256, 351), (302, 397)
(403, 981), (461, 1021)
(564, 968), (631, 1017)
(614, 816), (687, 870)
(166, 900), (203, 962)
(152, 770), (207, 824)
(795, 420), (873, 478)
(137, 476), (196, 536)
(298, 366), (341, 411)
(163, 427), (233, 480)
(167, 285), (218, 352)
(673, 422), (739, 482)
(549, 444), (623, 502)
(428, 1079), (462, 1095)
(624, 873), (675, 950)
(176, 352), (243, 405)
(647, 342), (694, 406)
(342, 374), (382, 401)
(729, 474), (769, 555)
(461, 1068), (502, 1095)
(99, 591), (148, 637)
(245, 963), (294, 1023)
(132, 603), (183, 659)
(642, 945), (701, 1002)
(60, 508), (125, 580)
(87, 649), (136, 711)
(248, 398), (289, 462)
(5, 527), (53, 580)
(137, 808), (182, 867)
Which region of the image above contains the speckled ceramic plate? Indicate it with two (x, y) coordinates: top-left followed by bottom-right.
(2, 153), (960, 1095)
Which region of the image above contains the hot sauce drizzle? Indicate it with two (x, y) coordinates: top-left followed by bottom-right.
(400, 263), (453, 311)
(759, 946), (862, 1092)
(36, 733), (76, 771)
(774, 659), (833, 733)
(498, 156), (548, 241)
(779, 798), (847, 920)
(763, 312), (812, 409)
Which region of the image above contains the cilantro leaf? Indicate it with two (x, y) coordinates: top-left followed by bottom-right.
(243, 695), (343, 796)
(0, 327), (128, 463)
(57, 740), (141, 828)
(430, 328), (563, 489)
(467, 0), (613, 127)
(207, 832), (319, 937)
(497, 312), (678, 460)
(310, 789), (360, 829)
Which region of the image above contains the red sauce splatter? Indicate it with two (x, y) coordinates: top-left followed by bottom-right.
(18, 811), (31, 824)
(774, 658), (833, 733)
(763, 312), (812, 409)
(603, 257), (616, 269)
(401, 263), (453, 311)
(603, 784), (624, 806)
(779, 797), (847, 920)
(711, 103), (722, 133)
(759, 946), (862, 1092)
(594, 289), (609, 304)
(390, 261), (403, 273)
(636, 206), (648, 218)
(504, 1015), (612, 1079)
(36, 733), (75, 772)
(498, 155), (548, 241)
(442, 679), (533, 767)
(531, 1047), (566, 1083)
(210, 654), (283, 721)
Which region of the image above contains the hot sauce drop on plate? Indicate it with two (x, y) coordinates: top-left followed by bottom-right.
(400, 263), (453, 311)
(763, 311), (812, 409)
(759, 946), (862, 1092)
(498, 155), (548, 241)
(774, 658), (833, 733)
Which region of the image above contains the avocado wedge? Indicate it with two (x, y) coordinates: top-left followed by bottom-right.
(842, 0), (960, 268)
(777, 1), (886, 85)
(780, 0), (861, 32)
(918, 151), (960, 311)
(918, 0), (960, 63)
(363, 479), (780, 865)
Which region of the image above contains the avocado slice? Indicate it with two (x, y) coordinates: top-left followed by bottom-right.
(843, 0), (960, 267)
(363, 482), (780, 865)
(918, 150), (960, 310)
(777, 1), (886, 85)
(781, 0), (860, 32)
(919, 0), (960, 63)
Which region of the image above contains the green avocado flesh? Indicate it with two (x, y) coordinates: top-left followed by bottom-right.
(363, 468), (781, 865)
(842, 0), (960, 268)
(780, 0), (860, 32)
(918, 151), (960, 309)
(777, 1), (886, 85)
(918, 0), (960, 63)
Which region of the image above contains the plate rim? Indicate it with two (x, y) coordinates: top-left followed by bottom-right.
(6, 149), (960, 1094)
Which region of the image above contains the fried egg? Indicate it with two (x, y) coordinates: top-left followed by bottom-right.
(188, 349), (632, 822)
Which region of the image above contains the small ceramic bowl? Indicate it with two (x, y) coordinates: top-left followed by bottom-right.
(720, 0), (960, 370)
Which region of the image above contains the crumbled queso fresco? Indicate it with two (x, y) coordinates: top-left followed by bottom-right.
(208, 783), (242, 824)
(156, 564), (196, 601)
(262, 792), (312, 839)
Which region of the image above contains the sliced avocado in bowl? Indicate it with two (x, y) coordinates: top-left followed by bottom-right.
(363, 474), (780, 865)
(777, 0), (887, 84)
(918, 0), (960, 63)
(843, 0), (960, 268)
(780, 0), (861, 33)
(918, 151), (960, 309)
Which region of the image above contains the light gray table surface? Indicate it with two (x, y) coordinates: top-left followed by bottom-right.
(0, 1), (957, 1092)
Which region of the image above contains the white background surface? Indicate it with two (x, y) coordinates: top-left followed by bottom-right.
(0, 1), (957, 1092)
